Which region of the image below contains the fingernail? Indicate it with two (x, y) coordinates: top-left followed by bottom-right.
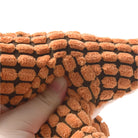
(50, 77), (67, 99)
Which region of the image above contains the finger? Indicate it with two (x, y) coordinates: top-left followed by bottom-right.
(0, 104), (9, 114)
(0, 77), (67, 134)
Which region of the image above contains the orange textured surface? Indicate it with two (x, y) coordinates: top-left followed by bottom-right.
(0, 31), (138, 137)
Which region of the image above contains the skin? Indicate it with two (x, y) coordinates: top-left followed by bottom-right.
(0, 77), (67, 138)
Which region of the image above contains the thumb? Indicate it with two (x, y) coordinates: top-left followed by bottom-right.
(0, 77), (67, 134)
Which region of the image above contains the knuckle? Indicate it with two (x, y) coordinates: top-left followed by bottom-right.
(37, 91), (57, 107)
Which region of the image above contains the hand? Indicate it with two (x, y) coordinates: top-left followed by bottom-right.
(0, 77), (67, 138)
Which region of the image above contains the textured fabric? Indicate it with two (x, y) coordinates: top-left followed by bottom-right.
(0, 31), (138, 137)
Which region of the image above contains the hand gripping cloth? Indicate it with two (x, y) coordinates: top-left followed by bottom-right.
(0, 31), (138, 138)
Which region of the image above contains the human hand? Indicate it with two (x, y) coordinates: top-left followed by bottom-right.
(0, 77), (67, 138)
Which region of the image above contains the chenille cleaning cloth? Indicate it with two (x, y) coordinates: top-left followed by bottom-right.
(0, 31), (138, 138)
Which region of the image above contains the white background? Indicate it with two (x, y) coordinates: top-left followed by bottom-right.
(0, 0), (138, 137)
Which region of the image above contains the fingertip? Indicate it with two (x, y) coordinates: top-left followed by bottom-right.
(49, 77), (67, 100)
